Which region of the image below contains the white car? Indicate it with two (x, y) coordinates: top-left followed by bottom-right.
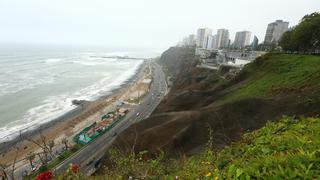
(136, 112), (140, 116)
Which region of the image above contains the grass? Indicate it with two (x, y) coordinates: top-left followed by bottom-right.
(56, 116), (320, 179)
(163, 116), (320, 179)
(47, 144), (83, 169)
(218, 53), (320, 104)
(204, 116), (320, 179)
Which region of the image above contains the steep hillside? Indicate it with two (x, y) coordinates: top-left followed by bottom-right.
(91, 116), (319, 179)
(111, 48), (320, 156)
(156, 47), (224, 112)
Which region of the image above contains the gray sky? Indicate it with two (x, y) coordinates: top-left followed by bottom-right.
(0, 0), (319, 49)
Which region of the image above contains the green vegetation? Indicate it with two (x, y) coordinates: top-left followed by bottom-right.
(279, 12), (320, 53)
(168, 116), (320, 179)
(57, 116), (320, 179)
(218, 53), (320, 105)
(27, 144), (83, 179)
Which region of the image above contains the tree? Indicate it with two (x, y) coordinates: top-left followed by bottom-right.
(62, 138), (69, 150)
(27, 130), (52, 165)
(296, 12), (320, 52)
(0, 147), (20, 180)
(0, 163), (8, 180)
(279, 12), (320, 53)
(36, 152), (46, 167)
(279, 31), (293, 51)
(26, 152), (36, 169)
(48, 140), (55, 157)
(10, 147), (20, 180)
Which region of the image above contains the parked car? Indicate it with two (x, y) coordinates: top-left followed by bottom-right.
(86, 158), (96, 166)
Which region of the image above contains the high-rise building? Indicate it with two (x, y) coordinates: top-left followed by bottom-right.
(205, 35), (218, 49)
(215, 29), (230, 49)
(196, 28), (212, 48)
(264, 20), (289, 44)
(188, 34), (196, 46)
(233, 31), (251, 49)
(212, 35), (218, 49)
(206, 35), (213, 49)
(251, 36), (259, 50)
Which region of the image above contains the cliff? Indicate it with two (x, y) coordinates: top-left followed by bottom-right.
(111, 47), (320, 156)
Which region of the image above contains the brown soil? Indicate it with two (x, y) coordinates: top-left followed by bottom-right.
(111, 47), (320, 156)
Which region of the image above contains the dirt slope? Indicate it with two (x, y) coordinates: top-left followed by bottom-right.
(111, 47), (320, 156)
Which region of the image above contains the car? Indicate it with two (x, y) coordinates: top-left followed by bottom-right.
(21, 170), (28, 177)
(112, 132), (117, 137)
(136, 112), (140, 116)
(86, 158), (96, 166)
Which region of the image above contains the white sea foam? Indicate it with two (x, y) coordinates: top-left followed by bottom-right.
(71, 59), (143, 100)
(0, 71), (56, 96)
(72, 57), (118, 66)
(0, 57), (144, 143)
(80, 51), (134, 57)
(0, 96), (75, 142)
(72, 60), (106, 66)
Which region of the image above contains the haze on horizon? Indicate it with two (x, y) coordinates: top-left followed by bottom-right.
(0, 0), (319, 49)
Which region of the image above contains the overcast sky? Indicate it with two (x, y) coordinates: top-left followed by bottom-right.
(0, 0), (319, 49)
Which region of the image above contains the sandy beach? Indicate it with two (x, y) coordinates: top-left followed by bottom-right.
(0, 61), (152, 168)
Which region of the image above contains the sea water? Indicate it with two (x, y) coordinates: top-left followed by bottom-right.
(0, 44), (159, 143)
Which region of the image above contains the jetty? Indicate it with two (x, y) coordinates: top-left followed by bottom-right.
(90, 55), (151, 60)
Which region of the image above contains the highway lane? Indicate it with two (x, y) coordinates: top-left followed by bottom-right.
(53, 60), (167, 175)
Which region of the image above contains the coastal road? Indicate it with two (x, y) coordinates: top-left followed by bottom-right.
(52, 60), (167, 175)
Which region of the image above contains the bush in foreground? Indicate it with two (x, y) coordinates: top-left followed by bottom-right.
(57, 116), (320, 179)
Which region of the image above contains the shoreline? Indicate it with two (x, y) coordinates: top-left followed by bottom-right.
(0, 60), (147, 156)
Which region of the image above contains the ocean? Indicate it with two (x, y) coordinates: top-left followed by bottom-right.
(0, 44), (159, 143)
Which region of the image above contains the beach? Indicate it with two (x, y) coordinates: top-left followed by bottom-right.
(0, 60), (152, 167)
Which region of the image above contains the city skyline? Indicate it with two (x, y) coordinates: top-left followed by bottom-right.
(180, 18), (289, 50)
(0, 0), (319, 49)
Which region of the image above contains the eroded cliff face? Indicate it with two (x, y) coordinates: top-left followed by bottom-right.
(111, 47), (320, 156)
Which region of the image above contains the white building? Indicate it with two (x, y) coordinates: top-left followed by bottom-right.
(205, 35), (213, 49)
(233, 31), (251, 49)
(215, 29), (230, 49)
(264, 20), (289, 44)
(196, 28), (212, 48)
(205, 34), (218, 49)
